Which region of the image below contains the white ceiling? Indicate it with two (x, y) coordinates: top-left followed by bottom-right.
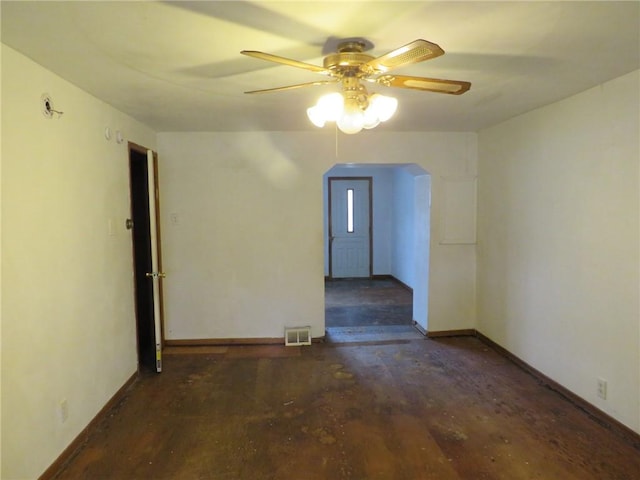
(2, 1), (638, 133)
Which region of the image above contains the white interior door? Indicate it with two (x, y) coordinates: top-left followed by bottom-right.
(146, 150), (163, 372)
(329, 178), (372, 278)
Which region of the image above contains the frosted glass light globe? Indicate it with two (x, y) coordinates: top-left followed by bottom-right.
(363, 104), (381, 129)
(369, 93), (398, 122)
(307, 105), (326, 127)
(317, 92), (344, 121)
(337, 100), (364, 134)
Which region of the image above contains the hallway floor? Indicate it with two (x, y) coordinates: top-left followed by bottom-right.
(54, 336), (639, 479)
(325, 277), (413, 328)
(324, 277), (422, 343)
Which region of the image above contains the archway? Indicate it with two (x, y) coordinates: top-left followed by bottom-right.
(322, 163), (431, 336)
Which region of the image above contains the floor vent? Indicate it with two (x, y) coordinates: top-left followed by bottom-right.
(285, 326), (312, 346)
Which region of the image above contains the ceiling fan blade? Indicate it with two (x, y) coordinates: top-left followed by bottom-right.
(361, 39), (445, 74)
(245, 80), (339, 94)
(374, 74), (471, 95)
(241, 50), (331, 75)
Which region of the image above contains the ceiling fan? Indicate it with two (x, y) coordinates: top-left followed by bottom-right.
(240, 39), (471, 133)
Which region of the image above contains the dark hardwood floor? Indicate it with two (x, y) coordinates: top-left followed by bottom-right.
(53, 341), (639, 479)
(325, 277), (413, 328)
(51, 280), (639, 479)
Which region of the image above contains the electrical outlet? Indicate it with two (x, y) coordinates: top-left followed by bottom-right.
(597, 378), (607, 400)
(59, 398), (69, 423)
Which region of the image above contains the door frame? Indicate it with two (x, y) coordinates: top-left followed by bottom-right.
(128, 142), (165, 371)
(327, 176), (373, 279)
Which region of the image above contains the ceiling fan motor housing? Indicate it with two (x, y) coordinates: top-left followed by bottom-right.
(323, 40), (375, 75)
(324, 52), (374, 72)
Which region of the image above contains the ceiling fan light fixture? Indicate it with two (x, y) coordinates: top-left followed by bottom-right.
(306, 90), (397, 134)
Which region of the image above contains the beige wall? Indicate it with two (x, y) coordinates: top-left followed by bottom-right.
(1, 45), (157, 479)
(477, 70), (640, 432)
(157, 131), (478, 339)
